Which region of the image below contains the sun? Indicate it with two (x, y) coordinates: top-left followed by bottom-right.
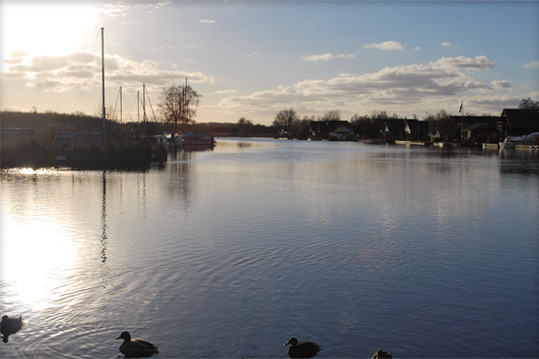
(1, 2), (101, 58)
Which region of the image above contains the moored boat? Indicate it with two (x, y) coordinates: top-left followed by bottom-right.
(500, 132), (539, 149)
(175, 132), (216, 150)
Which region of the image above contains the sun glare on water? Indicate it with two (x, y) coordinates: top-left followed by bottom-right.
(1, 191), (80, 311)
(1, 2), (101, 58)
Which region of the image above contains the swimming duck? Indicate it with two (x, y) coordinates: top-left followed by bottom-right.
(284, 337), (321, 358)
(116, 331), (159, 358)
(372, 349), (393, 359)
(1, 315), (24, 343)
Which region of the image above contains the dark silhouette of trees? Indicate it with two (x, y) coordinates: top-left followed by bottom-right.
(518, 97), (539, 110)
(349, 111), (389, 139)
(427, 109), (456, 140)
(159, 84), (201, 132)
(291, 116), (313, 140)
(272, 108), (298, 131)
(318, 110), (341, 121)
(236, 117), (254, 136)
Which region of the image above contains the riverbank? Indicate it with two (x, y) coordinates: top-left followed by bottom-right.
(1, 141), (167, 170)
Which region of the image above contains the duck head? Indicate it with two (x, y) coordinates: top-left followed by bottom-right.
(284, 337), (299, 346)
(116, 331), (132, 342)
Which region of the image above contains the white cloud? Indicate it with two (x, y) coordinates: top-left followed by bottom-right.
(198, 19), (216, 24)
(523, 60), (539, 69)
(214, 89), (238, 95)
(1, 51), (215, 92)
(468, 94), (521, 110)
(303, 53), (356, 62)
(491, 80), (512, 90)
(363, 41), (404, 51)
(441, 42), (453, 47)
(433, 56), (494, 70)
(218, 55), (495, 114)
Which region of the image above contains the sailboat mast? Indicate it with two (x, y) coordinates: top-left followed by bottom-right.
(120, 86), (122, 123)
(101, 27), (107, 143)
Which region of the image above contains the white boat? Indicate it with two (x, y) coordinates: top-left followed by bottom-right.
(500, 132), (539, 149)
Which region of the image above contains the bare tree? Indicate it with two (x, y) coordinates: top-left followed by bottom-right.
(518, 97), (539, 110)
(159, 84), (201, 132)
(272, 108), (298, 131)
(428, 109), (455, 140)
(319, 110), (341, 121)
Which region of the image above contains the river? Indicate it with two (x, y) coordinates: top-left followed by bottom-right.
(1, 138), (538, 358)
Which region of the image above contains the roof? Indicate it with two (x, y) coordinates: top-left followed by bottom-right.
(501, 109), (539, 130)
(463, 123), (488, 131)
(331, 126), (354, 134)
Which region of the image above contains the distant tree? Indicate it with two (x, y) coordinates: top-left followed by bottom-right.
(236, 117), (254, 137)
(272, 108), (298, 131)
(349, 112), (386, 139)
(518, 97), (539, 110)
(159, 84), (201, 131)
(428, 109), (455, 140)
(318, 110), (341, 121)
(291, 116), (313, 140)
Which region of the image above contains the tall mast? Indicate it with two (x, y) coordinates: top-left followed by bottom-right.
(143, 84), (146, 123)
(185, 77), (189, 123)
(119, 86), (122, 123)
(101, 27), (107, 143)
(143, 84), (147, 135)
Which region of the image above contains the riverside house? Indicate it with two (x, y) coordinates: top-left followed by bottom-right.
(382, 118), (430, 142)
(498, 109), (539, 138)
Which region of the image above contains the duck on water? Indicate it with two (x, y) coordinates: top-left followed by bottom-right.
(116, 331), (159, 358)
(1, 315), (24, 343)
(284, 337), (322, 358)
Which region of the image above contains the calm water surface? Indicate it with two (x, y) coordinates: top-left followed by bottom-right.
(1, 139), (538, 358)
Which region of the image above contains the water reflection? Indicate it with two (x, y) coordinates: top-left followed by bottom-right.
(1, 196), (79, 311)
(166, 150), (194, 210)
(0, 141), (537, 358)
(101, 171), (107, 264)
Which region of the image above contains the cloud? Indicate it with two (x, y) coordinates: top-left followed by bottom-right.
(2, 51), (215, 92)
(303, 53), (356, 62)
(214, 89), (238, 95)
(523, 60), (539, 69)
(433, 56), (494, 70)
(198, 19), (216, 24)
(441, 42), (453, 47)
(363, 41), (404, 51)
(491, 80), (512, 90)
(468, 94), (521, 110)
(217, 55), (495, 113)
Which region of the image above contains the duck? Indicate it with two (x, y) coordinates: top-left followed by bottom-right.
(284, 337), (321, 358)
(116, 331), (159, 358)
(1, 315), (24, 343)
(372, 349), (393, 359)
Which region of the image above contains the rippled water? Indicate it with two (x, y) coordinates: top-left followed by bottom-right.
(1, 139), (538, 358)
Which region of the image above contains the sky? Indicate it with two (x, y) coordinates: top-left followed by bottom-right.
(1, 0), (538, 125)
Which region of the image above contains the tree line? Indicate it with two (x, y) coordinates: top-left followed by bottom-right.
(137, 83), (539, 140)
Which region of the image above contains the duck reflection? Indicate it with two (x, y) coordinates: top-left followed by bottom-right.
(1, 315), (23, 343)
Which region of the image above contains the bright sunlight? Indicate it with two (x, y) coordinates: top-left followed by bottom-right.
(1, 2), (100, 59)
